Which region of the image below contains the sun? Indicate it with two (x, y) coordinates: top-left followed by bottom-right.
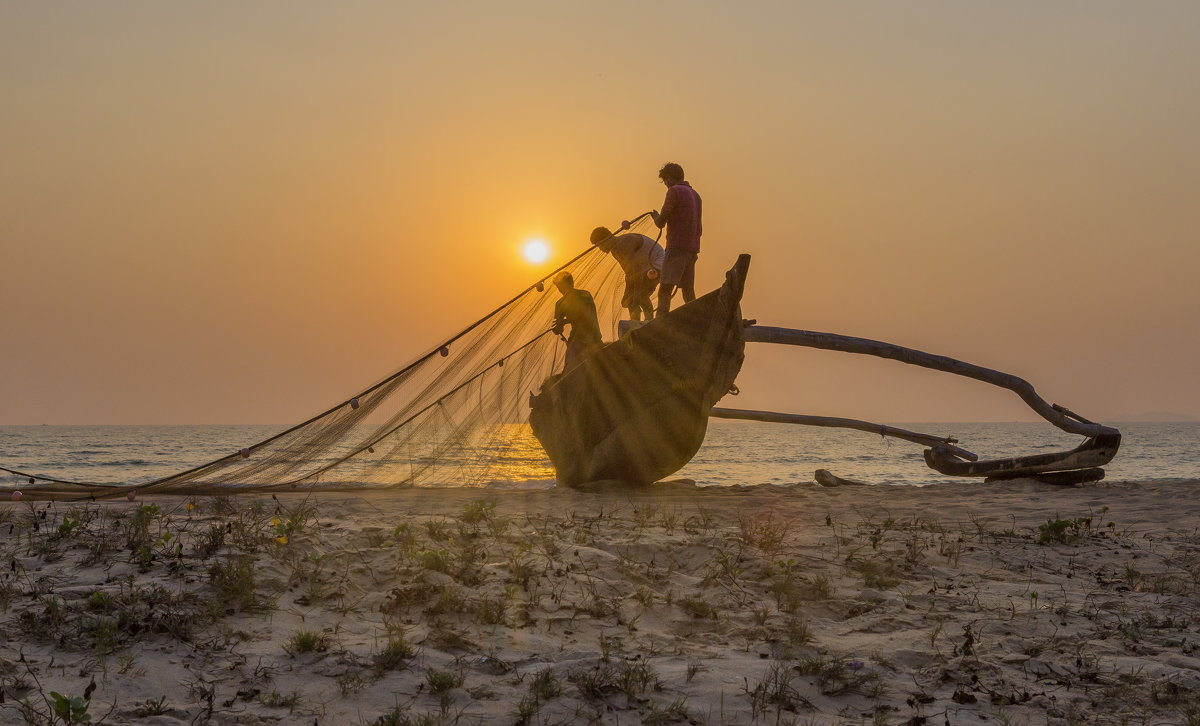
(523, 239), (550, 264)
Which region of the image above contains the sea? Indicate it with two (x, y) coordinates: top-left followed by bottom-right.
(1, 421), (1197, 489)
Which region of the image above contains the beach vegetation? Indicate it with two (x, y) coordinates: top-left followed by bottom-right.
(796, 655), (881, 696)
(283, 628), (328, 655)
(568, 657), (663, 702)
(191, 522), (225, 558)
(259, 689), (302, 712)
(425, 667), (463, 712)
(418, 548), (453, 574)
(785, 615), (812, 646)
(372, 634), (416, 673)
(132, 696), (169, 717)
(460, 498), (495, 525)
(528, 667), (561, 700)
(847, 557), (900, 589)
(392, 522), (419, 552)
(382, 575), (440, 611)
(123, 504), (159, 552)
(425, 519), (451, 542)
(473, 595), (507, 625)
(746, 662), (810, 719)
(49, 691), (93, 725)
(738, 512), (787, 556)
(336, 671), (367, 697)
(423, 585), (468, 617)
(1038, 515), (1095, 544)
(513, 667), (561, 725)
(209, 554), (264, 613)
(512, 693), (541, 725)
(683, 504), (716, 535)
(938, 534), (964, 567)
(367, 707), (446, 726)
(676, 595), (718, 619)
(658, 507), (681, 534)
(427, 619), (477, 651)
(505, 547), (537, 590)
(643, 696), (691, 725)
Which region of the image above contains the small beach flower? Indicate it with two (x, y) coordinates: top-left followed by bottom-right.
(187, 501), (195, 511)
(276, 535), (288, 545)
(272, 517), (281, 527)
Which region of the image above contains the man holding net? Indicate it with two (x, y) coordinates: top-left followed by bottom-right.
(590, 226), (664, 322)
(551, 271), (603, 372)
(649, 162), (702, 317)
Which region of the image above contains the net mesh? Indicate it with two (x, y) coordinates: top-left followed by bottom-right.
(3, 214), (663, 498)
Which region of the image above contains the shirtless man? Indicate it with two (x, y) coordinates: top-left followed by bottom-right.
(590, 226), (665, 321)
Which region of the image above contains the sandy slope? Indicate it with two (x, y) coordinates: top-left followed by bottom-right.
(2, 478), (1200, 725)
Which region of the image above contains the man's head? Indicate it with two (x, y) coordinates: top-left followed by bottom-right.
(658, 162), (685, 186)
(553, 271), (574, 293)
(590, 227), (614, 247)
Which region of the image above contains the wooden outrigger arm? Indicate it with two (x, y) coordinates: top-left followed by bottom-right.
(708, 407), (979, 462)
(723, 324), (1121, 480)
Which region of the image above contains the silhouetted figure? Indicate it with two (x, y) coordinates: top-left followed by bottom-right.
(649, 162), (702, 317)
(591, 226), (664, 321)
(552, 271), (603, 372)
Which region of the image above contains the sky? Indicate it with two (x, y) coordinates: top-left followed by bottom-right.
(2, 2), (1198, 425)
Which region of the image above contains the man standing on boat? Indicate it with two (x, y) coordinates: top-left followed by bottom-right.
(551, 271), (603, 372)
(590, 226), (664, 322)
(647, 162), (702, 317)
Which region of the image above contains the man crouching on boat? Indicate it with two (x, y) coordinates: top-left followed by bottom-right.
(590, 226), (664, 321)
(551, 271), (603, 372)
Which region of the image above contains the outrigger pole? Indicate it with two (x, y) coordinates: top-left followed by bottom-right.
(700, 323), (1121, 483)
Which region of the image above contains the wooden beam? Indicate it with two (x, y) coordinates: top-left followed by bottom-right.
(742, 326), (1118, 439)
(709, 407), (979, 461)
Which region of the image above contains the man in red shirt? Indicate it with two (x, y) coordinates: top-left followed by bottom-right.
(649, 162), (702, 317)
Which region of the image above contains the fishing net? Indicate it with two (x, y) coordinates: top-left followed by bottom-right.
(2, 214), (664, 499)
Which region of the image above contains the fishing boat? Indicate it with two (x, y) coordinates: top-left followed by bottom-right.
(530, 253), (1121, 488)
(529, 255), (750, 487)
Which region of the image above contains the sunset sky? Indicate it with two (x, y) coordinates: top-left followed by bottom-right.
(3, 2), (1198, 425)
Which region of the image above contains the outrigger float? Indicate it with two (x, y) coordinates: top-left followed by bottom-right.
(530, 254), (1121, 487)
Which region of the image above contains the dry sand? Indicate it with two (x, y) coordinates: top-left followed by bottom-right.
(2, 478), (1199, 725)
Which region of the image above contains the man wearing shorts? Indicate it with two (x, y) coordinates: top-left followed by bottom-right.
(590, 226), (665, 321)
(650, 162), (702, 317)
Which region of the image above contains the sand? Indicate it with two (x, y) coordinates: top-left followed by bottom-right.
(2, 478), (1199, 725)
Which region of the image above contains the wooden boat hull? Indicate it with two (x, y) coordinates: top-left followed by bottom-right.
(924, 432), (1121, 478)
(529, 255), (750, 487)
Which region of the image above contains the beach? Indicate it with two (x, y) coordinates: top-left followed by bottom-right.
(3, 478), (1199, 725)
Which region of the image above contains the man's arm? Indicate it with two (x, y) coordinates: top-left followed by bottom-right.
(654, 187), (679, 229)
(551, 299), (566, 336)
